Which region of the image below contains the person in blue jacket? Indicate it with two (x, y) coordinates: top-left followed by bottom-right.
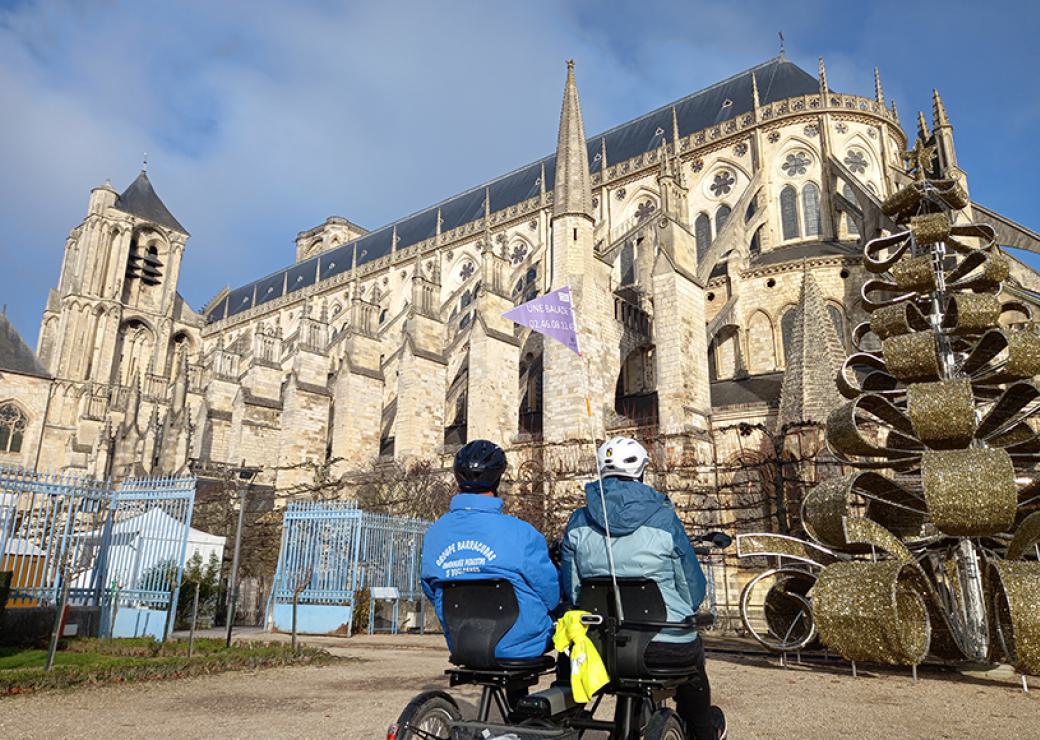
(421, 439), (560, 662)
(560, 436), (724, 740)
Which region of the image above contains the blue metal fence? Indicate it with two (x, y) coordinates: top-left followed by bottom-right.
(267, 501), (429, 635)
(0, 466), (196, 638)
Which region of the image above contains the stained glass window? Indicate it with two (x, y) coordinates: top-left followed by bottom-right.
(782, 151), (810, 177)
(802, 182), (821, 237)
(0, 404), (27, 454)
(780, 186), (800, 240)
(715, 205), (731, 235)
(695, 213), (712, 264)
(710, 170), (735, 197)
(843, 184), (860, 236)
(620, 240), (636, 285)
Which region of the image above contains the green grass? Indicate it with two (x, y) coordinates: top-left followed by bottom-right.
(0, 638), (337, 696)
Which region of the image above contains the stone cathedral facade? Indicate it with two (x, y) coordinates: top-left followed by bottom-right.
(4, 55), (1040, 500)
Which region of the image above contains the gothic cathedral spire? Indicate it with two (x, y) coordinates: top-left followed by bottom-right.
(552, 60), (593, 220)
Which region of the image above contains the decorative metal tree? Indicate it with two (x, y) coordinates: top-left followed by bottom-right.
(738, 148), (1040, 676)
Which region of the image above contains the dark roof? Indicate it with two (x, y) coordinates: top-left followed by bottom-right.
(116, 171), (189, 235)
(711, 372), (783, 408)
(209, 57), (820, 322)
(0, 313), (50, 378)
(751, 240), (860, 267)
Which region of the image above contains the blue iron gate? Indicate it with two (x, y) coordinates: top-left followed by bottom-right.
(267, 501), (429, 635)
(0, 466), (196, 639)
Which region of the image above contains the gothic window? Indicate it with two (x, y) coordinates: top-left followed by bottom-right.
(461, 290), (472, 309)
(510, 243), (528, 264)
(526, 267), (537, 285)
(710, 170), (735, 197)
(827, 305), (847, 349)
(379, 308), (388, 324)
(620, 239), (636, 285)
(780, 186), (801, 240)
(801, 182), (821, 237)
(0, 403), (27, 454)
(749, 227), (762, 257)
(844, 183), (860, 236)
(634, 200), (657, 222)
(781, 307), (797, 365)
(782, 151), (810, 177)
(844, 149), (869, 174)
(695, 213), (712, 263)
(715, 205), (731, 235)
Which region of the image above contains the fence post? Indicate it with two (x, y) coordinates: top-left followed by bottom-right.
(225, 485), (248, 648)
(292, 589), (300, 654)
(188, 581), (200, 659)
(45, 566), (72, 672)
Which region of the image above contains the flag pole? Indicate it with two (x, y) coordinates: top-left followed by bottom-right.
(569, 292), (625, 622)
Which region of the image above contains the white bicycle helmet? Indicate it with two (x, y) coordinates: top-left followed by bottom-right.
(597, 436), (650, 479)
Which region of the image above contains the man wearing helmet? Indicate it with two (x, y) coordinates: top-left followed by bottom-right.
(560, 436), (722, 740)
(421, 439), (560, 661)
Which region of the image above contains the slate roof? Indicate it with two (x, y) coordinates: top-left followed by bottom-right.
(0, 312), (50, 378)
(208, 56), (821, 322)
(116, 171), (189, 235)
(710, 372), (783, 408)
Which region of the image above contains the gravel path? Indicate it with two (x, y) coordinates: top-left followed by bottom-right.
(1, 633), (1036, 739)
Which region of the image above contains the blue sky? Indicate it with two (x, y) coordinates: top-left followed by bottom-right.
(1, 0), (1038, 346)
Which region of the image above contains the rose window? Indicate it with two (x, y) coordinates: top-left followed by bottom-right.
(782, 151), (811, 177)
(635, 200), (657, 222)
(460, 261), (475, 280)
(710, 170), (735, 197)
(844, 149), (869, 174)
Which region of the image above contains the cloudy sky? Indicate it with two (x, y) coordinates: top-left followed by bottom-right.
(2, 0), (1038, 345)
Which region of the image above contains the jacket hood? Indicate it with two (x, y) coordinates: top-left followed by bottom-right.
(582, 477), (669, 536)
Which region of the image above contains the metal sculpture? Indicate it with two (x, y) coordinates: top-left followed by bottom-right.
(738, 171), (1040, 675)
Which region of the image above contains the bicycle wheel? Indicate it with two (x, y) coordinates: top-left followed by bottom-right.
(644, 708), (685, 740)
(740, 567), (817, 652)
(390, 692), (461, 740)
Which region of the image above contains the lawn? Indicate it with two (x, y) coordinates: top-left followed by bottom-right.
(0, 638), (336, 696)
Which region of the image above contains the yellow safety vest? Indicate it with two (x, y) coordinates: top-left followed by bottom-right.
(552, 610), (610, 703)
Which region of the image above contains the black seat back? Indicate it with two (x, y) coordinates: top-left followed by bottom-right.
(442, 579), (519, 670)
(577, 577), (674, 678)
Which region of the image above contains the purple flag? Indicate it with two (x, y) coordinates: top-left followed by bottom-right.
(502, 286), (581, 355)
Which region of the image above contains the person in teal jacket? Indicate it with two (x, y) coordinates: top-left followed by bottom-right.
(560, 436), (724, 740)
(421, 439), (560, 661)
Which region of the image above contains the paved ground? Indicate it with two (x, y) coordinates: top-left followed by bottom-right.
(1, 631), (1037, 739)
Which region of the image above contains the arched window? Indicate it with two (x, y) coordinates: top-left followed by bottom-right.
(379, 308), (388, 324)
(843, 183), (860, 236)
(695, 213), (712, 264)
(780, 307), (798, 365)
(827, 305), (847, 349)
(460, 290), (472, 308)
(0, 403), (28, 454)
(749, 226), (762, 258)
(619, 239), (636, 285)
(801, 183), (821, 237)
(715, 205), (732, 235)
(780, 186), (800, 240)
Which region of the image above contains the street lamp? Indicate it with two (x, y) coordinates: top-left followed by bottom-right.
(226, 464), (260, 648)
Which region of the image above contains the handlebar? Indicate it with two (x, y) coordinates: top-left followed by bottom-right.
(581, 613), (703, 630)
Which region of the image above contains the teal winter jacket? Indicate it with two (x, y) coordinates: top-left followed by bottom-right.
(560, 477), (706, 643)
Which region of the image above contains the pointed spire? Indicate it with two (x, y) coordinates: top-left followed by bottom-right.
(435, 207), (443, 236)
(890, 98), (899, 123)
(599, 137), (608, 172)
(932, 88), (950, 129)
(818, 57), (828, 99)
(751, 71), (761, 109)
(671, 106), (680, 151)
(552, 60), (593, 219)
(484, 186), (491, 221)
(874, 67), (885, 106)
(390, 223), (398, 256)
(776, 270), (845, 429)
(539, 161), (547, 200)
(917, 111), (930, 141)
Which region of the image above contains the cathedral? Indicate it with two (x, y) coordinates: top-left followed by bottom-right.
(4, 54), (1040, 506)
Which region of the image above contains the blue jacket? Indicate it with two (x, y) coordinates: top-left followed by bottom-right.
(421, 493), (560, 659)
(560, 477), (706, 643)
